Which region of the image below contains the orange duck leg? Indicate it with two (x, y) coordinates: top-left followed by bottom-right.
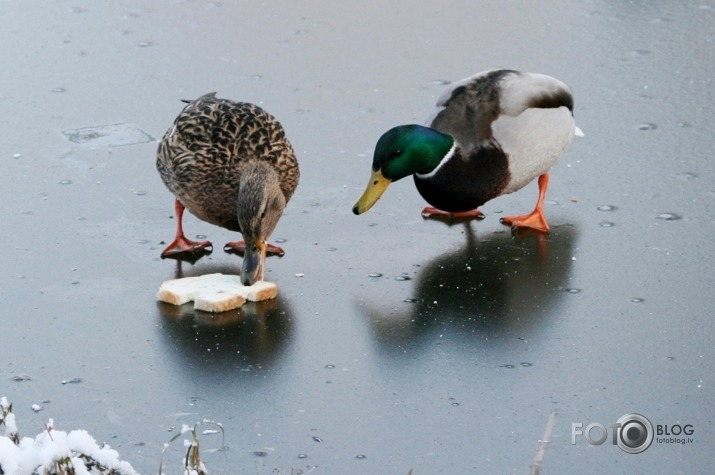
(161, 199), (213, 258)
(500, 173), (551, 233)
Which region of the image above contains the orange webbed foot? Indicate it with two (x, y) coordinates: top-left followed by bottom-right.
(500, 173), (551, 233)
(224, 241), (285, 257)
(500, 211), (550, 233)
(421, 207), (485, 221)
(161, 199), (213, 259)
(161, 236), (213, 258)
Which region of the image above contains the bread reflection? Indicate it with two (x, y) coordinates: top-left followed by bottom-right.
(157, 263), (294, 380)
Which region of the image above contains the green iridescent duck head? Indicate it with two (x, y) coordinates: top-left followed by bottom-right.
(352, 125), (453, 214)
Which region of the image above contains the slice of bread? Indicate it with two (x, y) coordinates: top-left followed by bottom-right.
(156, 273), (278, 312)
(193, 290), (247, 313)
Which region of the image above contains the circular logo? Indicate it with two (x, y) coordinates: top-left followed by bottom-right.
(616, 413), (653, 454)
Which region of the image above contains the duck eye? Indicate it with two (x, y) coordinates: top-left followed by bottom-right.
(391, 149), (403, 158)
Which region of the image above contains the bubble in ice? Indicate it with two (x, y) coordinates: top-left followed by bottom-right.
(368, 272), (383, 278)
(656, 213), (681, 221)
(638, 122), (657, 130)
(597, 205), (617, 212)
(394, 274), (411, 281)
(630, 298), (645, 303)
(520, 362), (533, 367)
(298, 454), (308, 459)
(58, 179), (73, 185)
(599, 221), (615, 227)
(253, 451), (268, 457)
(403, 298), (417, 303)
(500, 364), (515, 369)
(565, 288), (582, 294)
(355, 454), (367, 460)
(629, 48), (651, 56)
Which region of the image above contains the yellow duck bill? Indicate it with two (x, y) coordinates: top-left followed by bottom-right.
(352, 169), (392, 215)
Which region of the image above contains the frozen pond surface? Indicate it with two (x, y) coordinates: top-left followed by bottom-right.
(1, 1), (714, 473)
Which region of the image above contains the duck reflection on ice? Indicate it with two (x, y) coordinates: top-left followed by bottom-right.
(156, 264), (294, 381)
(365, 224), (577, 352)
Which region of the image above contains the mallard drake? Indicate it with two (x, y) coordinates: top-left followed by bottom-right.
(157, 93), (299, 285)
(353, 69), (582, 232)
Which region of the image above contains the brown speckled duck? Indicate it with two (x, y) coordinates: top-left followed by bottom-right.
(157, 93), (299, 285)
